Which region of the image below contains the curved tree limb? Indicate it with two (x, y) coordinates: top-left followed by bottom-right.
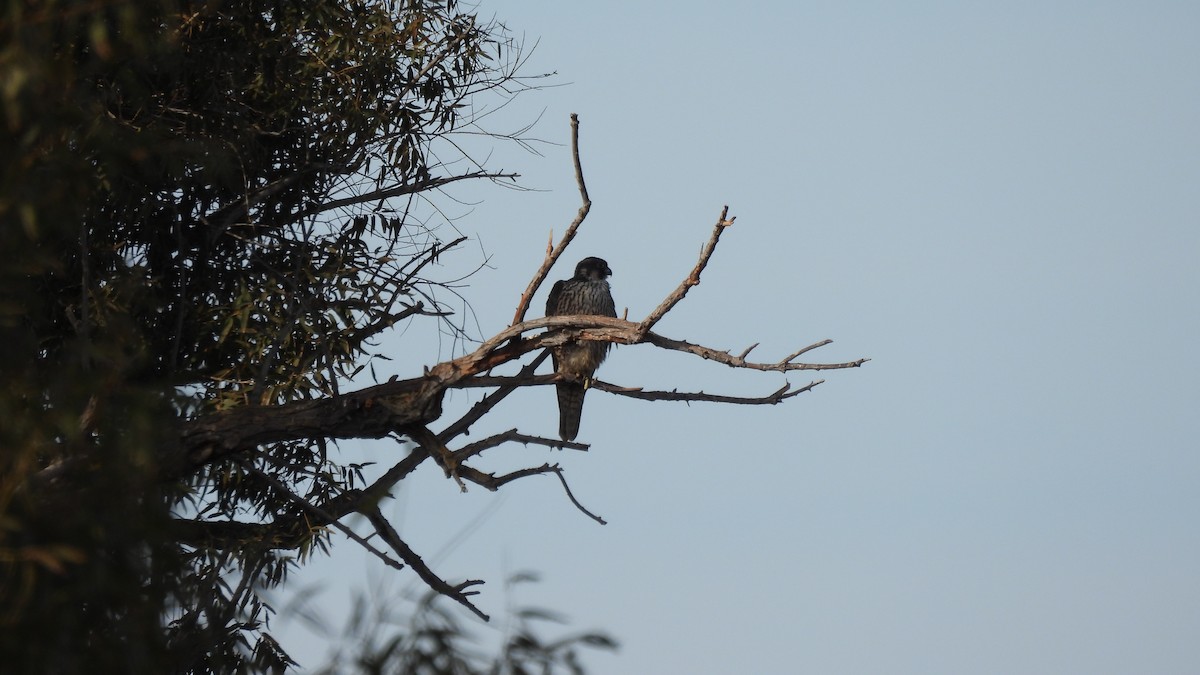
(511, 113), (591, 326)
(636, 206), (735, 337)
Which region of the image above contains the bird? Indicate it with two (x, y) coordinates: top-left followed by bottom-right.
(545, 256), (617, 441)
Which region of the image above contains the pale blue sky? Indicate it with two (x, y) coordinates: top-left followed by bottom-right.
(281, 3), (1200, 673)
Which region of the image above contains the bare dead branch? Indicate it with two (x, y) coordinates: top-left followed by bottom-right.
(451, 366), (828, 404)
(437, 350), (551, 444)
(444, 461), (605, 524)
(453, 428), (588, 463)
(364, 507), (490, 622)
(464, 462), (559, 489)
(641, 332), (870, 372)
(510, 113), (591, 326)
(408, 424), (467, 491)
(635, 206), (735, 337)
(459, 314), (866, 376)
(568, 113), (590, 205)
(361, 444), (430, 505)
(450, 372), (559, 389)
(591, 379), (823, 404)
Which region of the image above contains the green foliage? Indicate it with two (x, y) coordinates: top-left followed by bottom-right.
(309, 574), (618, 675)
(0, 0), (543, 671)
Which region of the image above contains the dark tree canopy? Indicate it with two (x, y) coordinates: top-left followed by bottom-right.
(2, 1), (537, 671)
(1, 1), (863, 672)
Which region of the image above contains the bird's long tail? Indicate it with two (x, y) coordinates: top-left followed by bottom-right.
(556, 381), (587, 441)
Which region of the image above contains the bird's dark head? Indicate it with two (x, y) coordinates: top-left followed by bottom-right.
(574, 256), (613, 281)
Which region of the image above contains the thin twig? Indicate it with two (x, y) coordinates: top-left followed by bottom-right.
(551, 465), (606, 525)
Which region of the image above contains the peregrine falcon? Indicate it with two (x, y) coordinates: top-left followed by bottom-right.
(545, 256), (617, 441)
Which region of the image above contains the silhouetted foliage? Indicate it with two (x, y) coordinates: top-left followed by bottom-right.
(2, 0), (536, 671)
(310, 573), (617, 675)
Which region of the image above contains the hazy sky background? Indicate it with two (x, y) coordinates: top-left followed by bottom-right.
(280, 2), (1200, 673)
